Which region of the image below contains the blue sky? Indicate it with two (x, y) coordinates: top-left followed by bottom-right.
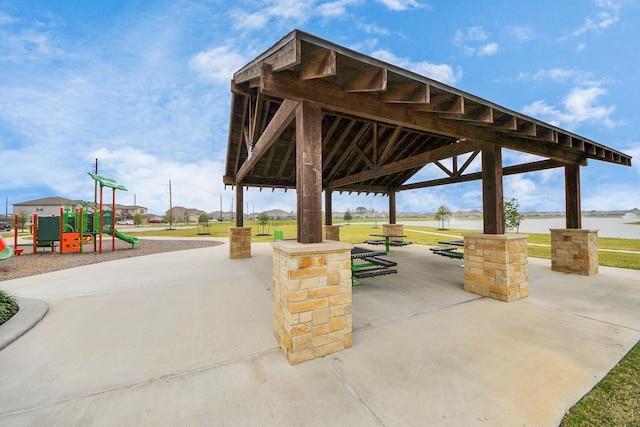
(1, 0), (638, 216)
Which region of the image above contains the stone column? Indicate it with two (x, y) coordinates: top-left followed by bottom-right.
(272, 240), (352, 365)
(229, 227), (251, 259)
(322, 225), (341, 241)
(463, 234), (528, 302)
(382, 223), (404, 241)
(550, 229), (598, 276)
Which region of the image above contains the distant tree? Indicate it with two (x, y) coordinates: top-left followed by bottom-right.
(504, 197), (525, 233)
(197, 212), (210, 235)
(17, 210), (29, 232)
(257, 212), (270, 235)
(435, 204), (452, 230)
(133, 213), (143, 226)
(355, 206), (367, 216)
(343, 209), (353, 224)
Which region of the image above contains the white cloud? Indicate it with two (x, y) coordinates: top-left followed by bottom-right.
(376, 0), (422, 11)
(565, 0), (624, 38)
(357, 22), (391, 35)
(517, 68), (595, 85)
(522, 85), (617, 129)
(229, 0), (314, 31)
(189, 45), (248, 83)
(317, 0), (361, 18)
(506, 25), (534, 41)
(478, 42), (498, 56)
(370, 49), (461, 85)
(452, 26), (498, 57)
(0, 12), (17, 26)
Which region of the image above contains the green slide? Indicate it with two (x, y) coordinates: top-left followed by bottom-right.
(110, 229), (139, 248)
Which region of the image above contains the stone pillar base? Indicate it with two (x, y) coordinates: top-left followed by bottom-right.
(322, 225), (341, 241)
(229, 227), (251, 259)
(272, 240), (353, 365)
(382, 223), (404, 241)
(551, 229), (598, 276)
(463, 234), (528, 302)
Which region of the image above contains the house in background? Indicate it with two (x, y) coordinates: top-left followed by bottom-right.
(166, 206), (206, 223)
(262, 209), (296, 220)
(13, 197), (147, 222)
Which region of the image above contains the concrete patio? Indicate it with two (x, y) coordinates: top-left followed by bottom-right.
(0, 239), (638, 426)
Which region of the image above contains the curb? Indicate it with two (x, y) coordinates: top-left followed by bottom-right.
(0, 298), (49, 351)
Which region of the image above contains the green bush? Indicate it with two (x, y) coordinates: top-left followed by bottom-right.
(0, 289), (19, 325)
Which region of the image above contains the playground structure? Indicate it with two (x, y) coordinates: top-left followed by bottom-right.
(1, 173), (138, 257)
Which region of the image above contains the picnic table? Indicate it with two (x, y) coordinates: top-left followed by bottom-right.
(365, 233), (410, 253)
(351, 246), (397, 285)
(430, 240), (465, 260)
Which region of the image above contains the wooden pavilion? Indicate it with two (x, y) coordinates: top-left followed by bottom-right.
(223, 30), (632, 364)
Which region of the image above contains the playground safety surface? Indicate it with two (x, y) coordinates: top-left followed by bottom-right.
(0, 237), (222, 281)
(0, 240), (639, 426)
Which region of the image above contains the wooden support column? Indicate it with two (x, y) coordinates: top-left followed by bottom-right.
(296, 101), (323, 244)
(565, 164), (581, 229)
(388, 190), (396, 224)
(482, 146), (504, 234)
(235, 183), (244, 227)
(325, 189), (332, 226)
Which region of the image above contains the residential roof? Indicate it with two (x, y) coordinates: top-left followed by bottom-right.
(13, 197), (82, 206)
(224, 29), (631, 195)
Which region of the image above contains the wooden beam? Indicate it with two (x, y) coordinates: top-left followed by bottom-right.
(565, 164), (581, 229)
(482, 146), (504, 234)
(234, 38), (301, 83)
(342, 67), (387, 92)
(236, 99), (298, 183)
(399, 159), (566, 190)
(325, 189), (332, 226)
(296, 101), (323, 244)
(299, 47), (336, 80)
(235, 183), (244, 227)
(389, 190), (396, 224)
(329, 139), (485, 188)
(379, 83), (429, 104)
(378, 125), (403, 165)
(413, 93), (463, 113)
(259, 71), (585, 164)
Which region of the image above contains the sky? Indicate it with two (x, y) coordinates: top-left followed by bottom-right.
(1, 0), (639, 216)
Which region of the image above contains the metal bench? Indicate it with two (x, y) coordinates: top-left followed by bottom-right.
(362, 256), (397, 267)
(390, 240), (412, 246)
(363, 239), (385, 245)
(430, 247), (464, 260)
(352, 267), (397, 279)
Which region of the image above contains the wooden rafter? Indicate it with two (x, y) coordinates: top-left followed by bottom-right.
(236, 99), (298, 183)
(329, 139), (485, 188)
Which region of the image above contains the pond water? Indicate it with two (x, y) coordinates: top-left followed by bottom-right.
(402, 216), (640, 239)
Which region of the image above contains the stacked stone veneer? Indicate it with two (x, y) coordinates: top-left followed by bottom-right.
(272, 240), (353, 365)
(322, 225), (341, 241)
(382, 224), (404, 241)
(463, 234), (528, 302)
(551, 229), (599, 276)
(229, 227), (251, 259)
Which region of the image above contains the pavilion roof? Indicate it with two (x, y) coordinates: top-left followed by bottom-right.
(224, 29), (631, 195)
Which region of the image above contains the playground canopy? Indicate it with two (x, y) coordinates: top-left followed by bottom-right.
(223, 30), (632, 242)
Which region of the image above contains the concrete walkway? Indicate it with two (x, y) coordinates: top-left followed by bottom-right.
(0, 240), (638, 426)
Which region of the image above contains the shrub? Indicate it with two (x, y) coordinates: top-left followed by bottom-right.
(0, 289), (19, 325)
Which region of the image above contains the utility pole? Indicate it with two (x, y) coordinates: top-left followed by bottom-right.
(168, 179), (173, 230)
(219, 194), (223, 221)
